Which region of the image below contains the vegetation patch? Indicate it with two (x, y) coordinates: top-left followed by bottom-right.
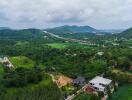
(47, 42), (96, 49)
(47, 43), (68, 49)
(9, 56), (35, 68)
(109, 84), (132, 100)
(0, 74), (62, 100)
(73, 92), (97, 100)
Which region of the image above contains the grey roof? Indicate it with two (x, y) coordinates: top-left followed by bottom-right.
(73, 76), (85, 83)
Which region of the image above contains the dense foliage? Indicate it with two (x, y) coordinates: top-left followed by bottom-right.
(0, 74), (62, 100)
(0, 28), (131, 100)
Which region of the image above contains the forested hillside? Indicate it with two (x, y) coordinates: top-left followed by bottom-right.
(118, 27), (132, 38)
(0, 27), (131, 100)
(45, 25), (98, 34)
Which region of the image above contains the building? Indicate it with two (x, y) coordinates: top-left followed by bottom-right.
(73, 76), (86, 86)
(97, 52), (104, 56)
(0, 56), (8, 63)
(0, 56), (13, 68)
(89, 76), (112, 93)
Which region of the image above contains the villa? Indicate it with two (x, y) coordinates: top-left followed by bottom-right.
(89, 76), (112, 93)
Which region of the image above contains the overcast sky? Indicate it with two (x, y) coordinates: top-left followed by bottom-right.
(0, 0), (132, 29)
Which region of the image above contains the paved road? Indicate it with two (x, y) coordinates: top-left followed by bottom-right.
(65, 84), (88, 100)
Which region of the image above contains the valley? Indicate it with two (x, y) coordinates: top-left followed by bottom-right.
(0, 26), (131, 100)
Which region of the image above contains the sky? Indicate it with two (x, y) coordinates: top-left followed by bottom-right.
(0, 0), (132, 29)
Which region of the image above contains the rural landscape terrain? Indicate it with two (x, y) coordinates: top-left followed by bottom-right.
(0, 0), (132, 100)
(0, 25), (131, 100)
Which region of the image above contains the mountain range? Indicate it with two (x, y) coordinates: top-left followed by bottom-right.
(45, 25), (125, 34)
(45, 25), (98, 33)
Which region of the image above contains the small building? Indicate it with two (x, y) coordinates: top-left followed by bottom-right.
(89, 76), (112, 93)
(97, 52), (104, 56)
(0, 56), (8, 63)
(73, 76), (86, 86)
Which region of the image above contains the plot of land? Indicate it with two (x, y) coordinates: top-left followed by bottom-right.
(54, 74), (73, 87)
(47, 43), (68, 49)
(47, 43), (96, 49)
(73, 92), (92, 100)
(0, 64), (4, 79)
(9, 56), (35, 68)
(109, 84), (132, 100)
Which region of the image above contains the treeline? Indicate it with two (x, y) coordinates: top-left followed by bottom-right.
(0, 74), (62, 100)
(3, 67), (43, 87)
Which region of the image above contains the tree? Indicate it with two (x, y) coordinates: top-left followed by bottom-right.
(107, 86), (112, 98)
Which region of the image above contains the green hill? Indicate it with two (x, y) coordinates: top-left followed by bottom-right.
(45, 25), (98, 34)
(119, 27), (132, 38)
(0, 29), (44, 41)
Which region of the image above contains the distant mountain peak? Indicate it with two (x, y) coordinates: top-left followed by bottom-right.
(45, 25), (98, 33)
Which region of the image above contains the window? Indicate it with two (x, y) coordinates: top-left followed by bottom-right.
(94, 87), (99, 90)
(90, 83), (94, 85)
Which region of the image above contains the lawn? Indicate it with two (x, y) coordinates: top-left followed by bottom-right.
(61, 84), (77, 96)
(109, 84), (132, 100)
(0, 65), (4, 79)
(47, 43), (68, 49)
(9, 56), (35, 68)
(47, 42), (97, 49)
(0, 64), (4, 75)
(73, 92), (93, 100)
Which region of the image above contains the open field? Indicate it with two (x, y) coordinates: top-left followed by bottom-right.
(109, 84), (132, 100)
(9, 56), (35, 68)
(47, 42), (97, 49)
(0, 64), (4, 80)
(73, 92), (92, 100)
(47, 43), (68, 49)
(112, 69), (132, 76)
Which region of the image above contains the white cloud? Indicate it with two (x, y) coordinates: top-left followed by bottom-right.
(0, 0), (132, 29)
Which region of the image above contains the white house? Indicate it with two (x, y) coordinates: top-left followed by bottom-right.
(89, 76), (112, 93)
(0, 57), (8, 63)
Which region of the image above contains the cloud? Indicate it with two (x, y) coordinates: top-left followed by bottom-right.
(0, 0), (132, 29)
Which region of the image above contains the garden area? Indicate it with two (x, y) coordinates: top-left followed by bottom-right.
(109, 84), (132, 100)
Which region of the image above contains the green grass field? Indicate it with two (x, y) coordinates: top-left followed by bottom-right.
(73, 93), (92, 100)
(9, 56), (35, 68)
(110, 84), (132, 100)
(47, 43), (68, 49)
(0, 64), (4, 75)
(47, 42), (96, 49)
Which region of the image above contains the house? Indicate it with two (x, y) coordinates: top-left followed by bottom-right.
(0, 56), (8, 63)
(0, 56), (13, 68)
(89, 76), (112, 93)
(73, 76), (86, 86)
(97, 52), (104, 56)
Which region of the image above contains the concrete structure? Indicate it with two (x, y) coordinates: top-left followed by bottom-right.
(0, 57), (8, 63)
(0, 56), (13, 68)
(89, 76), (112, 93)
